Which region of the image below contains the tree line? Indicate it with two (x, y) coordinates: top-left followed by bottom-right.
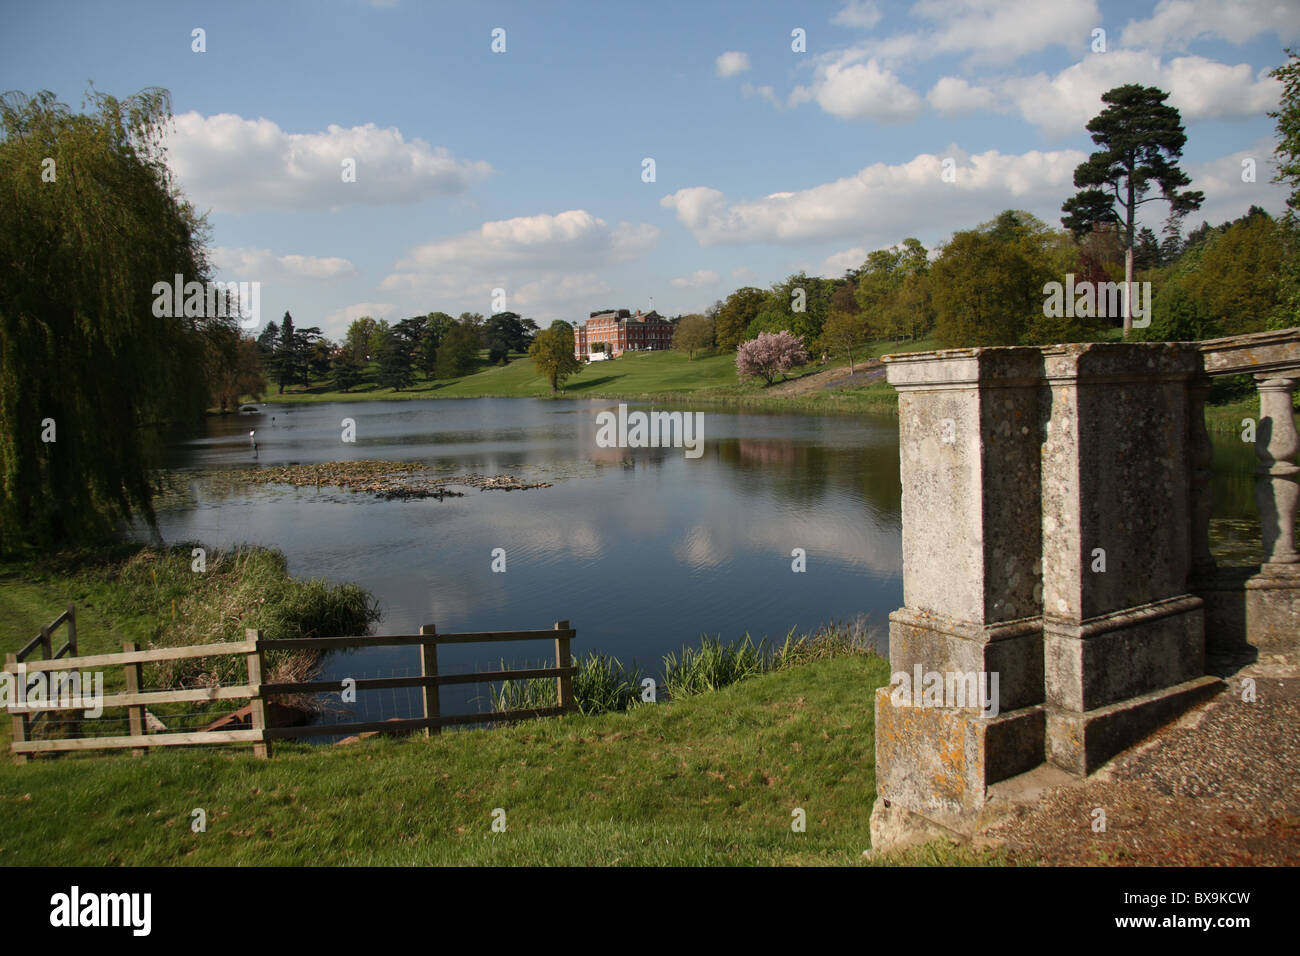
(254, 309), (541, 395)
(666, 77), (1300, 375)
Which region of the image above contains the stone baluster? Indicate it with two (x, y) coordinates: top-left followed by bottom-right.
(1254, 374), (1300, 567)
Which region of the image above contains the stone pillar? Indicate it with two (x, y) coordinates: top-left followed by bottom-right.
(872, 348), (1047, 843)
(1254, 374), (1300, 567)
(1039, 344), (1218, 775)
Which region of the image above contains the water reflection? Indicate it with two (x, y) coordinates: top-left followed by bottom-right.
(139, 398), (1271, 732)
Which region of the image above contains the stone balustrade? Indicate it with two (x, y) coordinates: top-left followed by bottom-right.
(1195, 328), (1300, 656)
(870, 331), (1300, 852)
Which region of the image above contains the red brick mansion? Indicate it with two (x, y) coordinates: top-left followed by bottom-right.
(573, 309), (672, 359)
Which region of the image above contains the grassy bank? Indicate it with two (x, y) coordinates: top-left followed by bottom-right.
(0, 545), (378, 743)
(253, 339), (940, 415)
(0, 650), (1004, 866)
(0, 546), (1009, 865)
(0, 654), (899, 865)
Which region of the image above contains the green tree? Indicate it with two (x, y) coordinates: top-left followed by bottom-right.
(271, 311), (297, 393)
(416, 311), (455, 378)
(817, 309), (870, 371)
(1183, 210), (1288, 335)
(715, 287), (767, 350)
(205, 328), (266, 413)
(1060, 84), (1203, 335)
(672, 313), (715, 358)
(375, 324), (415, 391)
(307, 338), (334, 382)
(435, 323), (479, 378)
(1270, 48), (1300, 220)
(292, 323), (321, 386)
(931, 225), (1047, 347)
(1268, 48), (1300, 328)
(529, 325), (582, 392)
(0, 87), (212, 549)
(330, 351), (364, 392)
(256, 320), (280, 361)
(483, 311), (530, 363)
(344, 316), (379, 361)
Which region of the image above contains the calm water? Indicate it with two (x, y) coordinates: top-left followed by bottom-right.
(141, 399), (904, 724)
(138, 397), (1262, 727)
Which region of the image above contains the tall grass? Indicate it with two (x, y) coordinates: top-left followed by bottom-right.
(91, 543), (378, 689)
(492, 616), (881, 716)
(490, 651), (645, 716)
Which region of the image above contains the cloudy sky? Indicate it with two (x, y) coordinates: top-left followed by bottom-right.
(2, 0), (1296, 339)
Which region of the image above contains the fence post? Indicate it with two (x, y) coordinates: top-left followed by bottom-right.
(39, 625), (50, 660)
(246, 629), (270, 759)
(420, 624), (440, 737)
(65, 604), (77, 656)
(554, 621), (573, 713)
(122, 642), (145, 757)
(6, 653), (28, 764)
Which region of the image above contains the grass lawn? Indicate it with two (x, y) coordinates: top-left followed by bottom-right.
(255, 339), (944, 415)
(0, 548), (1014, 866)
(0, 655), (896, 865)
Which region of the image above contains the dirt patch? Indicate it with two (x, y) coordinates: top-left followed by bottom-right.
(768, 359), (886, 397)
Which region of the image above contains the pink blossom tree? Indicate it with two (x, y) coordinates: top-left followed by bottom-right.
(735, 330), (809, 385)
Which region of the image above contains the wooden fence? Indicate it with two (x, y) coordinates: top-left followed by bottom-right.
(5, 617), (576, 761)
(4, 604), (77, 758)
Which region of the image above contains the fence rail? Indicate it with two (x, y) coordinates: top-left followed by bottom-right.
(5, 616), (576, 761)
(5, 604), (77, 760)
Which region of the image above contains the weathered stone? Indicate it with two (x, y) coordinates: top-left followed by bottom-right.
(886, 348), (1045, 625)
(1045, 675), (1221, 775)
(876, 349), (1049, 840)
(873, 686), (1045, 824)
(1201, 564), (1300, 655)
(873, 340), (1235, 851)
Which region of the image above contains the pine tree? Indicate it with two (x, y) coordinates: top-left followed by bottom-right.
(1061, 84), (1203, 336)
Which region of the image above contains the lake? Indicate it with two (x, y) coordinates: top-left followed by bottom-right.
(139, 396), (1262, 727)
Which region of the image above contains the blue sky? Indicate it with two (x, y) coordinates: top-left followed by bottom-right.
(2, 0), (1296, 339)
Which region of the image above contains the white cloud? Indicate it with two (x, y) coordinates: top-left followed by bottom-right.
(997, 51), (1281, 137)
(1178, 138), (1290, 229)
(927, 76), (1002, 115)
(1120, 0), (1300, 52)
(791, 52), (924, 122)
(732, 266), (755, 281)
(380, 210), (658, 319)
(278, 254), (357, 280)
(325, 302), (396, 339)
(661, 147), (1086, 247)
(715, 51), (751, 78)
(166, 112), (492, 213)
(390, 210), (656, 273)
(821, 248), (868, 275)
(741, 83), (782, 108)
(510, 274), (612, 310)
(832, 1), (881, 29)
(670, 269), (720, 289)
(870, 0), (1100, 66)
(211, 247), (357, 280)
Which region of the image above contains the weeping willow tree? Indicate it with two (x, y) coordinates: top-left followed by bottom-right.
(0, 87), (214, 552)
